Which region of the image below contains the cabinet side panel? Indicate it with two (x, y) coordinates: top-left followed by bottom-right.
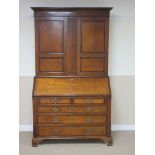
(104, 18), (110, 75)
(34, 19), (39, 75)
(106, 98), (111, 137)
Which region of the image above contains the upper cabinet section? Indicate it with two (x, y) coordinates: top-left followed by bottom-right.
(32, 7), (112, 76)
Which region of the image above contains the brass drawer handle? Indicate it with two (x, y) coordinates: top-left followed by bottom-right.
(52, 128), (60, 134)
(85, 128), (94, 134)
(51, 98), (59, 104)
(85, 106), (92, 112)
(85, 116), (92, 123)
(52, 117), (60, 123)
(86, 98), (92, 104)
(52, 107), (59, 112)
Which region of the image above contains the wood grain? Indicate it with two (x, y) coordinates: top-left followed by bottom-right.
(81, 20), (105, 53)
(37, 115), (106, 124)
(37, 105), (107, 114)
(39, 20), (63, 52)
(80, 58), (105, 72)
(37, 126), (106, 136)
(39, 58), (63, 72)
(33, 77), (110, 96)
(74, 98), (104, 104)
(39, 98), (70, 104)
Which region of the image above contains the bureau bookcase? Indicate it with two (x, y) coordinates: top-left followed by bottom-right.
(31, 7), (113, 146)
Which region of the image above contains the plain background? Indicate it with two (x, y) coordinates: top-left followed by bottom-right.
(19, 0), (135, 129)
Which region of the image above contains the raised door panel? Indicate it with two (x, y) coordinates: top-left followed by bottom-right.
(82, 21), (105, 53)
(77, 17), (109, 76)
(39, 58), (63, 72)
(36, 17), (67, 76)
(39, 20), (63, 53)
(80, 58), (105, 72)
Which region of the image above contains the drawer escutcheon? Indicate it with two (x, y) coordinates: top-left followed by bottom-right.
(51, 98), (59, 104)
(85, 116), (92, 123)
(52, 107), (59, 112)
(52, 128), (60, 134)
(52, 117), (60, 123)
(86, 98), (92, 104)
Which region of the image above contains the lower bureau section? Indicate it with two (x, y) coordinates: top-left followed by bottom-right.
(37, 126), (106, 137)
(32, 94), (112, 146)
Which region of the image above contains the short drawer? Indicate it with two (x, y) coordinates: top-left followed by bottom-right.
(37, 115), (106, 124)
(37, 126), (106, 136)
(74, 98), (105, 104)
(37, 105), (107, 114)
(39, 98), (70, 104)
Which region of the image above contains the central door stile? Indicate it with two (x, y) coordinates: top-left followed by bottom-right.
(66, 17), (77, 76)
(63, 17), (68, 76)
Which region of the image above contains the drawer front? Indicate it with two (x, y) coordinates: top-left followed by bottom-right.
(74, 98), (104, 104)
(37, 105), (107, 114)
(39, 98), (70, 104)
(37, 115), (106, 124)
(37, 126), (106, 136)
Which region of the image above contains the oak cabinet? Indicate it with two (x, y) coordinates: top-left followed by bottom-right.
(32, 7), (112, 146)
(34, 12), (110, 76)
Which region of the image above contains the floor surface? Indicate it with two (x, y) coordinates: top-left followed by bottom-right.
(19, 131), (135, 155)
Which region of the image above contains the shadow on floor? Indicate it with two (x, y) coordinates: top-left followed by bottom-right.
(42, 139), (105, 145)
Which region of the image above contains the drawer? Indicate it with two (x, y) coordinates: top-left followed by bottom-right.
(74, 98), (105, 104)
(39, 98), (70, 104)
(37, 115), (106, 124)
(37, 126), (106, 136)
(37, 105), (107, 114)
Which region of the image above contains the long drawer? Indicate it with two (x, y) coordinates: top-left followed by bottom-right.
(37, 115), (106, 124)
(37, 105), (107, 114)
(37, 126), (106, 136)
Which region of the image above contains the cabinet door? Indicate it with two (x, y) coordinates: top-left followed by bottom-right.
(35, 17), (67, 76)
(77, 17), (109, 76)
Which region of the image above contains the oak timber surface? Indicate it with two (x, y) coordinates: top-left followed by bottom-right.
(33, 77), (110, 96)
